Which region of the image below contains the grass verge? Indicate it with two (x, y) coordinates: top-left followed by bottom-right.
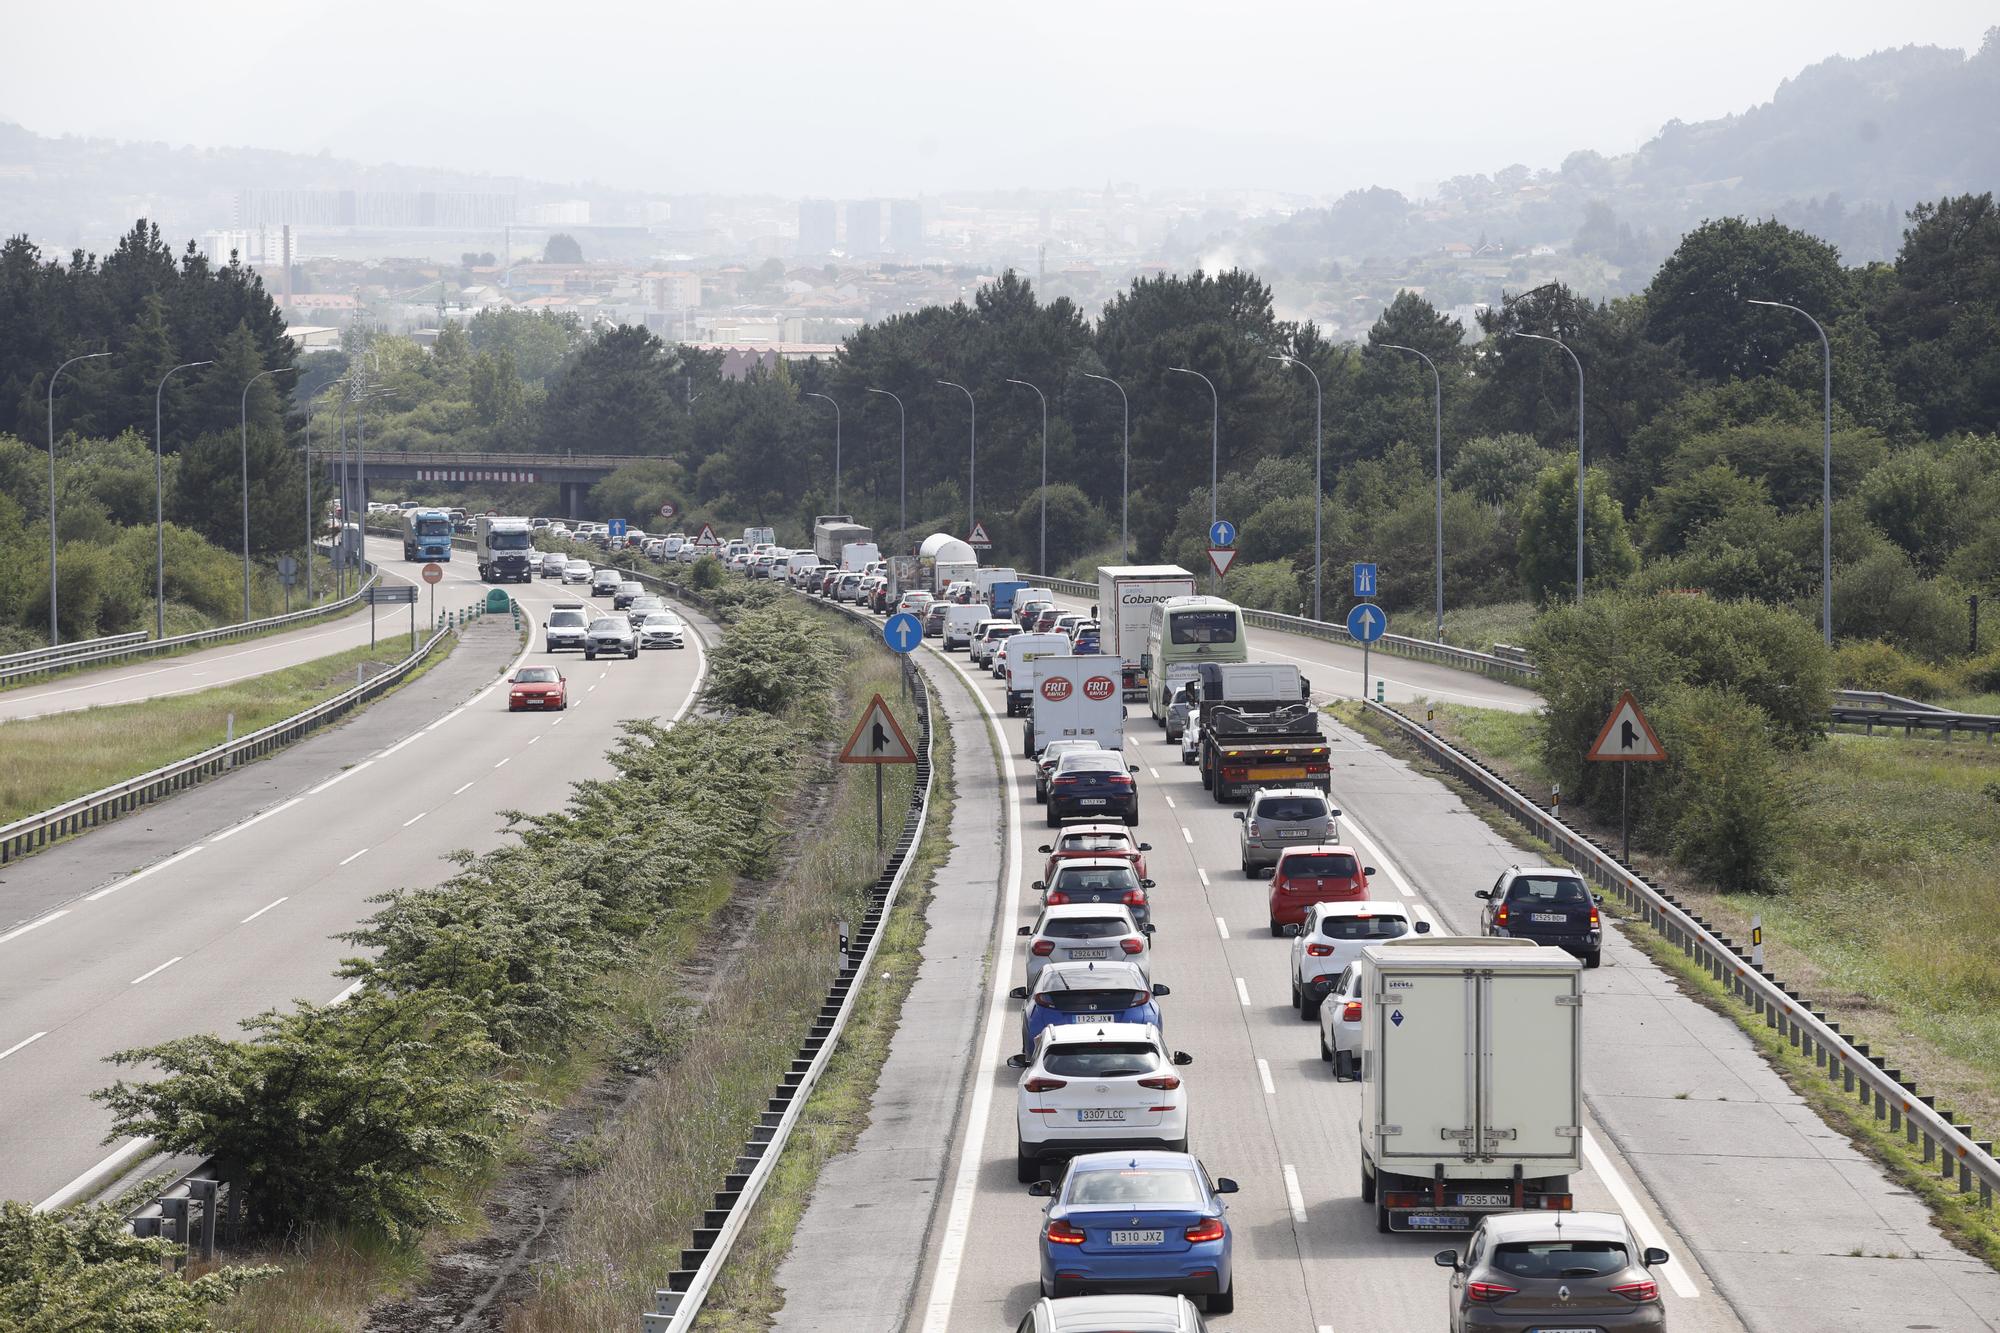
(1387, 599), (1539, 653)
(0, 634), (451, 825)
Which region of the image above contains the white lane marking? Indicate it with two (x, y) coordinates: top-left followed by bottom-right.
(494, 756), (511, 769)
(402, 812), (426, 827)
(377, 730), (426, 758)
(129, 956), (183, 986)
(598, 669), (608, 679)
(86, 846), (205, 902)
(1235, 977), (1252, 1007)
(1197, 868), (1210, 887)
(1283, 1163), (1309, 1228)
(339, 848), (369, 866)
(239, 897), (288, 924)
(308, 759), (375, 795)
(0, 1031), (47, 1062)
(210, 796), (302, 842)
(1215, 916), (1230, 939)
(553, 715), (566, 725)
(471, 687), (495, 705)
(1164, 794), (1176, 809)
(1148, 766), (1160, 779)
(1583, 1130), (1701, 1299)
(527, 735), (540, 745)
(1180, 827), (1193, 844)
(1258, 1058), (1276, 1095)
(35, 1136), (155, 1212)
(453, 781), (475, 795)
(0, 911), (69, 946)
(1336, 810), (1419, 899)
(587, 683), (598, 693)
(329, 979), (365, 1005)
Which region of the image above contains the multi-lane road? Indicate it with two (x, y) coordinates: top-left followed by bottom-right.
(0, 548), (706, 1207)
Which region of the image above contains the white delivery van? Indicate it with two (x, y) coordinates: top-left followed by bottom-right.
(1024, 656), (1126, 758)
(974, 567), (1021, 600)
(743, 526), (776, 547)
(841, 540), (882, 572)
(1096, 565), (1198, 701)
(941, 602), (989, 651)
(1004, 632), (1073, 718)
(1351, 937), (1583, 1234)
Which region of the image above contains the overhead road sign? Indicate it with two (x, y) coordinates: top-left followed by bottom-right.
(1345, 602), (1385, 642)
(1588, 692), (1667, 762)
(1353, 562), (1378, 598)
(1207, 547), (1238, 580)
(883, 612), (924, 654)
(1209, 519), (1237, 547)
(839, 694), (917, 765)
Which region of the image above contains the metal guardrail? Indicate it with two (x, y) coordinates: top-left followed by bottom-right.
(1364, 699), (1998, 1208)
(1833, 689), (1947, 713)
(642, 597), (935, 1331)
(0, 567), (384, 686)
(1830, 704), (2000, 741)
(0, 623), (449, 865)
(0, 631), (147, 671)
(1020, 574), (1542, 683)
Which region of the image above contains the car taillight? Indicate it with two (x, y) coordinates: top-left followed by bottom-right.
(1107, 775), (1133, 787)
(1052, 776), (1077, 787)
(1246, 822), (1260, 836)
(1305, 942), (1334, 957)
(1031, 940), (1054, 956)
(1024, 1076), (1067, 1093)
(1610, 1279), (1659, 1302)
(1183, 1217), (1225, 1243)
(1045, 1219), (1087, 1245)
(1119, 938), (1144, 954)
(1136, 1074), (1180, 1091)
(1122, 889), (1146, 907)
(1589, 905), (1601, 928)
(1046, 891), (1070, 905)
(1340, 999), (1363, 1022)
(1495, 902), (1509, 927)
(1466, 1280), (1517, 1303)
(1033, 994), (1060, 1008)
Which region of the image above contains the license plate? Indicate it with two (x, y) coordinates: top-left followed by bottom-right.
(1402, 1213), (1473, 1230)
(1075, 1109), (1127, 1123)
(1109, 1229), (1164, 1246)
(1532, 912), (1569, 923)
(1280, 829), (1314, 837)
(1079, 798), (1107, 806)
(1457, 1193), (1511, 1207)
(1258, 766), (1309, 778)
(1066, 949), (1108, 960)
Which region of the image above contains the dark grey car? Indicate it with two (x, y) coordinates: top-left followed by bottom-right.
(584, 616), (639, 660)
(1435, 1210), (1669, 1332)
(1234, 788), (1340, 876)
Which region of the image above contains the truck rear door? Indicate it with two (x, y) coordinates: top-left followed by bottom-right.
(1481, 970), (1581, 1160)
(1376, 970), (1472, 1161)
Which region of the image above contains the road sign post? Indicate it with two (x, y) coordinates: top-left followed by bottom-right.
(839, 694), (918, 849)
(1346, 598), (1386, 702)
(422, 562), (443, 636)
(277, 555), (298, 613)
(1207, 519), (1237, 592)
(1586, 691), (1668, 861)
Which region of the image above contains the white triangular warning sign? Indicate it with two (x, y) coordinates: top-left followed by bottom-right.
(695, 522), (718, 546)
(1207, 546), (1238, 579)
(839, 694), (917, 765)
(1587, 691), (1667, 762)
(968, 520), (992, 547)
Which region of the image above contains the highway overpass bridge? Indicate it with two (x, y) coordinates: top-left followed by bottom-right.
(326, 450), (643, 518)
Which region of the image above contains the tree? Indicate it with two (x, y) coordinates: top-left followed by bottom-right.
(171, 322), (301, 555)
(1871, 194), (2000, 436)
(537, 324), (686, 457)
(1515, 464), (1638, 602)
(1644, 217), (1851, 381)
(1010, 482), (1110, 572)
(542, 233), (583, 264)
(0, 1200), (270, 1329)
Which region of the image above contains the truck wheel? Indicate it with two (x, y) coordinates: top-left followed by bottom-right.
(1199, 767), (1213, 790)
(1360, 1159), (1376, 1204)
(1005, 696), (1017, 717)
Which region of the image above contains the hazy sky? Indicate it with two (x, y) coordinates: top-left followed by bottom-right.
(7, 0), (1993, 198)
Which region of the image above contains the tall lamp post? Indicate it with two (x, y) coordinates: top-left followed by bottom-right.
(805, 391), (842, 512)
(304, 377), (352, 607)
(1748, 299), (1834, 645)
(1505, 331), (1586, 603)
(1005, 378), (1049, 574)
(241, 366), (299, 621)
(47, 351), (111, 644)
(1377, 343), (1445, 638)
(1270, 353), (1325, 621)
(1079, 372), (1130, 562)
(1166, 366), (1220, 589)
(937, 380), (975, 537)
(865, 387), (907, 534)
(154, 359), (212, 639)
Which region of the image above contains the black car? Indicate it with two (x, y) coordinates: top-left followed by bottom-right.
(1477, 866), (1602, 967)
(1046, 751), (1141, 828)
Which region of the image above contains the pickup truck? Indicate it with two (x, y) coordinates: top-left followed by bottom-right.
(1191, 662), (1329, 802)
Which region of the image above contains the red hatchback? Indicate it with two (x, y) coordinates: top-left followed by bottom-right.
(507, 666), (567, 711)
(1266, 845), (1373, 936)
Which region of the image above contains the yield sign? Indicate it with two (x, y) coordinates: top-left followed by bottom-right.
(839, 694), (917, 765)
(968, 520), (992, 548)
(1207, 546), (1238, 579)
(1588, 691), (1667, 762)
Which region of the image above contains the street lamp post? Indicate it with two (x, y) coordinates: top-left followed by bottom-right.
(1166, 367), (1220, 589)
(937, 381), (976, 537)
(1080, 373), (1130, 563)
(1005, 378), (1049, 574)
(1270, 354), (1326, 621)
(866, 387), (907, 534)
(804, 391), (841, 512)
(304, 377), (352, 607)
(47, 351), (111, 644)
(1748, 299), (1834, 645)
(241, 367), (299, 621)
(154, 359), (213, 639)
(1505, 331), (1586, 602)
(1377, 343), (1445, 638)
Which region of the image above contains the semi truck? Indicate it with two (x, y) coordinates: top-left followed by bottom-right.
(919, 533), (979, 594)
(1349, 937), (1583, 1234)
(1023, 655), (1126, 758)
(475, 516), (536, 583)
(813, 515), (874, 566)
(1190, 662), (1329, 801)
(401, 507), (454, 561)
(1096, 565), (1197, 702)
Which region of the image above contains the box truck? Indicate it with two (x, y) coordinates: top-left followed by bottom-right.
(1023, 656), (1126, 758)
(1349, 937), (1582, 1234)
(1096, 565), (1198, 701)
(813, 515), (873, 565)
(475, 516), (536, 583)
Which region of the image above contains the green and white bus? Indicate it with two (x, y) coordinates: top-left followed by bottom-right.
(1142, 595), (1249, 722)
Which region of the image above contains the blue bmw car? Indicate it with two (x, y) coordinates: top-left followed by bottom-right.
(1030, 1150), (1238, 1314)
(1011, 960), (1169, 1055)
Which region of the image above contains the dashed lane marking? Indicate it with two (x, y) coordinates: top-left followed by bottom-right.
(239, 897), (287, 924)
(0, 1032), (47, 1062)
(86, 846), (204, 901)
(1258, 1058), (1276, 1096)
(1235, 977), (1252, 1007)
(1215, 916), (1230, 939)
(129, 956), (183, 986)
(338, 848), (369, 866)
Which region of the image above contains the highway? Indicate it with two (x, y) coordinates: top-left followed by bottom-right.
(0, 551), (707, 1208)
(0, 538), (494, 724)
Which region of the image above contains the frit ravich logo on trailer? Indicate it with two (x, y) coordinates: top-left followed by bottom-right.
(1041, 676), (1073, 702)
(1082, 675), (1117, 702)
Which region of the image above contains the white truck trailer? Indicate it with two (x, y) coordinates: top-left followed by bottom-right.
(1349, 937), (1582, 1234)
(1004, 631), (1073, 718)
(1023, 655), (1126, 758)
(1096, 565), (1197, 701)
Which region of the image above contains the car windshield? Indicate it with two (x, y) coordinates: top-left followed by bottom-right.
(414, 517), (450, 536)
(514, 668), (558, 683)
(1053, 866), (1139, 894)
(489, 530), (532, 549)
(1040, 916), (1127, 940)
(1059, 833), (1131, 854)
(643, 614), (681, 627)
(1043, 742), (1098, 765)
(1490, 1239), (1630, 1279)
(1508, 876), (1592, 905)
(1255, 796), (1327, 822)
(1283, 853), (1358, 878)
(1057, 754), (1124, 775)
(1170, 609), (1238, 645)
(1316, 915), (1409, 940)
(548, 611), (586, 627)
(1043, 1043), (1159, 1077)
(619, 582), (643, 593)
(589, 618), (625, 632)
(1068, 1167), (1204, 1208)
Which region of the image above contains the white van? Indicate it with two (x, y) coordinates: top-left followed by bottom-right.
(942, 602), (990, 651)
(1004, 632), (1073, 717)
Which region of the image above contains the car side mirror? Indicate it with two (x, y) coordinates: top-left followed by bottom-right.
(1232, 811), (1245, 821)
(1329, 807), (1342, 818)
(1474, 889), (1490, 899)
(1137, 843), (1152, 851)
(1150, 983), (1171, 997)
(1140, 879), (1156, 889)
(1172, 1050), (1194, 1066)
(1017, 926), (1032, 937)
(1433, 1249), (1461, 1271)
(1009, 986), (1028, 1000)
(1213, 1178), (1239, 1194)
(1141, 924), (1155, 935)
(1027, 1180), (1056, 1197)
(1129, 764), (1140, 774)
(1415, 921), (1433, 934)
(1644, 1247), (1671, 1267)
(1005, 1053), (1029, 1069)
(1364, 867), (1377, 877)
(1032, 881), (1047, 894)
(1036, 844), (1052, 854)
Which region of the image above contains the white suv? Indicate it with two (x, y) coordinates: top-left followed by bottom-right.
(1008, 1022), (1192, 1182)
(1288, 900), (1426, 1018)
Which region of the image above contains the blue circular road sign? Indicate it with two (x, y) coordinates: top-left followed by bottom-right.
(1209, 519), (1237, 547)
(883, 612), (924, 655)
(1346, 602), (1387, 643)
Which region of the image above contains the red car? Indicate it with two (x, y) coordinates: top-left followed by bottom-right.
(1266, 844), (1373, 936)
(1032, 606), (1064, 633)
(1037, 823), (1152, 885)
(507, 666), (568, 711)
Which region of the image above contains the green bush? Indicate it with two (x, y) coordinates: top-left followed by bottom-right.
(1221, 559), (1304, 614)
(688, 555), (724, 590)
(0, 1201), (271, 1330)
(1954, 647), (2000, 694)
(1833, 640), (1955, 699)
(1646, 685), (1796, 891)
(702, 603), (844, 723)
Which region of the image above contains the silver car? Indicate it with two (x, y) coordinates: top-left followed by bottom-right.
(543, 605), (590, 652)
(583, 615), (639, 660)
(1017, 903), (1152, 991)
(540, 552), (569, 579)
(563, 557), (593, 584)
(1435, 1211), (1669, 1332)
(625, 595), (667, 627)
(590, 568), (622, 597)
(1234, 787), (1340, 876)
(638, 611), (686, 649)
(1012, 1294), (1209, 1332)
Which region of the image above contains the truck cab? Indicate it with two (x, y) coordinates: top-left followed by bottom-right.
(401, 507), (454, 562)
